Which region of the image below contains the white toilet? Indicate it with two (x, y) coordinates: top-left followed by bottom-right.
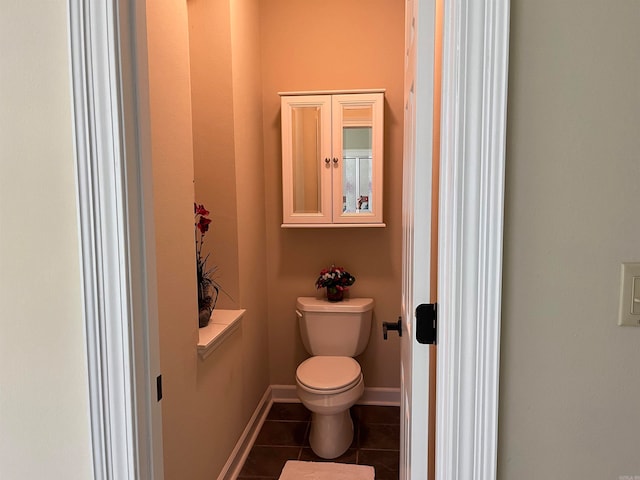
(295, 296), (374, 459)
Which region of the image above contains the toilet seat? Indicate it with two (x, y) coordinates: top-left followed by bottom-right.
(296, 356), (362, 394)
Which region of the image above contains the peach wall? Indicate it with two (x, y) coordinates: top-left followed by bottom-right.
(148, 0), (271, 478)
(146, 1), (201, 478)
(229, 0), (271, 411)
(188, 0), (271, 474)
(189, 0), (240, 309)
(259, 0), (405, 387)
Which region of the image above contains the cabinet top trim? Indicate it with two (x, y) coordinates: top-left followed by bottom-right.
(281, 223), (386, 229)
(278, 88), (385, 96)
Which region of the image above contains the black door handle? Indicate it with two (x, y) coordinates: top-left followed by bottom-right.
(382, 317), (402, 340)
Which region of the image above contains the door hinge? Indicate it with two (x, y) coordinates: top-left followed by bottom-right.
(416, 303), (437, 344)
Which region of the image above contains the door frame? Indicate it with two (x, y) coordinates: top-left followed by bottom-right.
(67, 0), (510, 479)
(68, 1), (163, 479)
(437, 1), (510, 478)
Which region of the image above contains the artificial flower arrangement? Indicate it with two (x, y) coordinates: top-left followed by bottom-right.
(195, 203), (220, 327)
(315, 265), (356, 301)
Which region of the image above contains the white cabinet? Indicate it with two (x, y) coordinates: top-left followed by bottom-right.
(279, 90), (385, 227)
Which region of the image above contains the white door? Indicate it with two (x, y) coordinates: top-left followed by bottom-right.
(400, 0), (438, 479)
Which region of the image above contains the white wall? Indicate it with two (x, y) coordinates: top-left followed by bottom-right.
(0, 2), (93, 479)
(499, 1), (640, 478)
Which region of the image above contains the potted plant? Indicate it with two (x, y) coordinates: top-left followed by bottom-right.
(315, 265), (356, 302)
(195, 203), (220, 327)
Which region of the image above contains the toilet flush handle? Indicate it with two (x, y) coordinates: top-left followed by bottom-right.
(382, 317), (402, 340)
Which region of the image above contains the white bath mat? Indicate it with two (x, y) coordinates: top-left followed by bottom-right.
(278, 460), (374, 480)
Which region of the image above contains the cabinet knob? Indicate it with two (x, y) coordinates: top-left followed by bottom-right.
(332, 157), (339, 164)
(324, 157), (331, 164)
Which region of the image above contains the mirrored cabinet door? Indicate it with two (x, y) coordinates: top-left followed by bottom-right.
(281, 96), (332, 224)
(280, 90), (384, 227)
(332, 93), (383, 224)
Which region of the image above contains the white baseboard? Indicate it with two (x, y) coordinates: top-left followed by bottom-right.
(357, 387), (401, 406)
(217, 388), (272, 480)
(219, 384), (401, 480)
(269, 384), (299, 403)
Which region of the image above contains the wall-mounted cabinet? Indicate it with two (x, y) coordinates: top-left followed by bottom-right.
(279, 90), (385, 227)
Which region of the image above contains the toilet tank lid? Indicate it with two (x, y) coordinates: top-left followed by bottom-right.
(296, 297), (374, 313)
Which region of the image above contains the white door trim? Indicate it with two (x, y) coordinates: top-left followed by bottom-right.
(68, 1), (163, 479)
(437, 1), (510, 479)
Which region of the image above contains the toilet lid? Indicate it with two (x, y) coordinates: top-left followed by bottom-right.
(296, 356), (361, 392)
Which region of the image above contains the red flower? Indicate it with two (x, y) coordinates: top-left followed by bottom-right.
(195, 203), (210, 216)
(197, 216), (212, 234)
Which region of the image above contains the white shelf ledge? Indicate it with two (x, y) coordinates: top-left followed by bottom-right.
(198, 309), (245, 360)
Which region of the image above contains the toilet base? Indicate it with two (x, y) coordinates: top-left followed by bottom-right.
(296, 368), (364, 459)
(309, 409), (354, 459)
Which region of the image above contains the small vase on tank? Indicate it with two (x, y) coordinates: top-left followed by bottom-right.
(326, 286), (344, 302)
(315, 265), (356, 302)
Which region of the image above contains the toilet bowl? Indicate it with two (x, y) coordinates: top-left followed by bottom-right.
(295, 297), (374, 459)
(296, 356), (365, 459)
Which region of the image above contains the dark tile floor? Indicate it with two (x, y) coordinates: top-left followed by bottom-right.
(237, 403), (400, 480)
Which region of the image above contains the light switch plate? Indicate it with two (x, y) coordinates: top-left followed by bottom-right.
(618, 263), (640, 326)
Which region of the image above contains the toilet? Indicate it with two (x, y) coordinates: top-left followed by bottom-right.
(295, 296), (374, 459)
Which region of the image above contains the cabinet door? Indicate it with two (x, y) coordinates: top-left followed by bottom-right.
(331, 93), (384, 224)
(281, 96), (332, 224)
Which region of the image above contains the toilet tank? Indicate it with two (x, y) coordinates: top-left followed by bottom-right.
(296, 297), (374, 356)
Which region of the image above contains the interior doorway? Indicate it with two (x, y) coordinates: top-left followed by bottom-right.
(68, 0), (510, 478)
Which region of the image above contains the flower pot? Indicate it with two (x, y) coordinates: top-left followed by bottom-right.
(199, 307), (212, 328)
(198, 283), (219, 328)
(326, 286), (344, 302)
